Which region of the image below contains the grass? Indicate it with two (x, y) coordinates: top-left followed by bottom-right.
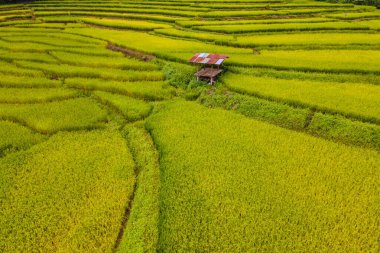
(0, 130), (135, 252)
(0, 121), (46, 157)
(65, 78), (173, 101)
(93, 91), (153, 121)
(0, 88), (79, 103)
(0, 98), (108, 134)
(199, 89), (309, 130)
(223, 73), (380, 123)
(308, 112), (380, 150)
(146, 101), (379, 252)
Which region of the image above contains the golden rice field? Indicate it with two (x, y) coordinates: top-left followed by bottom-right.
(0, 0), (379, 252)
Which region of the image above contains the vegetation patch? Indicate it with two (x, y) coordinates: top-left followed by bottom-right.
(0, 130), (135, 252)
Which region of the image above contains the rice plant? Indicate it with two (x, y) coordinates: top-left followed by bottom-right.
(93, 91), (153, 121)
(223, 73), (380, 123)
(66, 78), (173, 101)
(0, 98), (108, 133)
(0, 87), (78, 103)
(146, 101), (380, 252)
(0, 130), (135, 252)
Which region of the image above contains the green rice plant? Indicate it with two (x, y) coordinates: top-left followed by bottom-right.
(0, 61), (44, 77)
(198, 89), (309, 130)
(198, 7), (361, 18)
(33, 6), (198, 17)
(0, 130), (135, 252)
(0, 49), (57, 63)
(307, 112), (380, 149)
(1, 35), (99, 48)
(0, 20), (34, 27)
(0, 88), (79, 103)
(15, 61), (165, 81)
(0, 40), (70, 52)
(50, 51), (159, 70)
(146, 101), (380, 252)
(54, 47), (121, 57)
(154, 28), (233, 42)
(65, 78), (173, 101)
(0, 14), (32, 21)
(116, 126), (160, 253)
(231, 66), (380, 85)
(224, 33), (380, 49)
(81, 17), (172, 31)
(1, 31), (105, 45)
(35, 11), (187, 22)
(223, 73), (380, 123)
(41, 15), (78, 23)
(176, 17), (334, 27)
(0, 121), (46, 156)
(327, 11), (380, 20)
(0, 98), (108, 133)
(226, 50), (380, 74)
(93, 91), (153, 121)
(66, 27), (251, 60)
(198, 9), (282, 18)
(193, 21), (372, 33)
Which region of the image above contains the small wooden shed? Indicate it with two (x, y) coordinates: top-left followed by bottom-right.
(188, 53), (229, 85)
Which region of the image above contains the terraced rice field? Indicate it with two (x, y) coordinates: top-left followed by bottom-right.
(0, 0), (379, 252)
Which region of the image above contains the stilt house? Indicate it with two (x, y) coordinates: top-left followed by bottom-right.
(188, 53), (229, 85)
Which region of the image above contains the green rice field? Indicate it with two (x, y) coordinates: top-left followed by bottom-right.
(0, 0), (379, 252)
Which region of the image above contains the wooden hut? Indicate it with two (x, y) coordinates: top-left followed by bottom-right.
(188, 53), (229, 85)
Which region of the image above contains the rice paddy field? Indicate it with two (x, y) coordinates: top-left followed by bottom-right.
(0, 0), (379, 252)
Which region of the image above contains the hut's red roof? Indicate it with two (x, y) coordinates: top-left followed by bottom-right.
(188, 53), (229, 65)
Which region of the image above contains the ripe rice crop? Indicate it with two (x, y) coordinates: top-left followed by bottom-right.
(0, 61), (44, 77)
(65, 78), (172, 101)
(154, 28), (233, 42)
(176, 17), (334, 27)
(81, 17), (172, 31)
(0, 88), (79, 103)
(0, 130), (135, 252)
(327, 11), (380, 20)
(223, 73), (380, 122)
(0, 50), (57, 63)
(226, 33), (380, 49)
(15, 60), (165, 81)
(0, 120), (45, 156)
(193, 21), (372, 33)
(93, 91), (153, 121)
(1, 35), (99, 48)
(146, 101), (380, 252)
(51, 51), (159, 70)
(33, 6), (198, 17)
(231, 66), (380, 85)
(0, 98), (108, 133)
(227, 50), (380, 74)
(117, 126), (160, 253)
(35, 11), (187, 22)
